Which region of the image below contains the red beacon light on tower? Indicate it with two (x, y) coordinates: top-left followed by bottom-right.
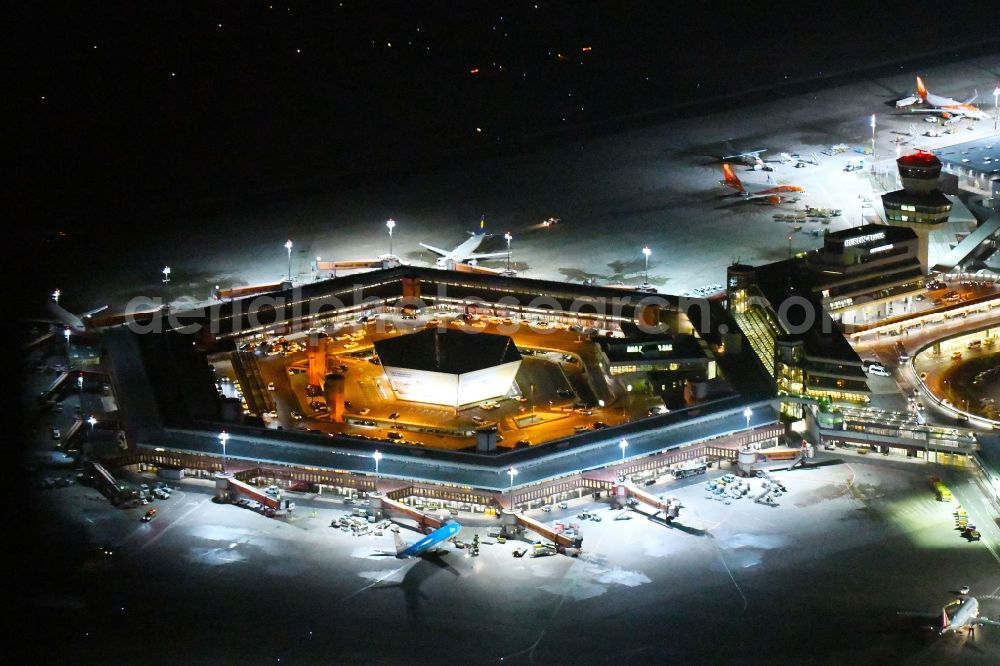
(897, 150), (939, 166)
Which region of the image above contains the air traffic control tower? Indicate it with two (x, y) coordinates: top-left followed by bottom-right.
(881, 151), (952, 274)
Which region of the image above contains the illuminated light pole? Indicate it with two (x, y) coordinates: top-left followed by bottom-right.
(507, 467), (517, 501)
(619, 438), (628, 478)
(744, 406), (753, 430)
(52, 288), (61, 303)
(218, 431), (229, 471)
(385, 218), (396, 256)
(788, 234), (793, 258)
(77, 373), (84, 411)
(284, 239), (293, 281)
(373, 450), (382, 482)
(642, 246), (651, 286)
(625, 384), (633, 422)
(504, 231), (512, 272)
(870, 114), (877, 179)
(994, 85), (1000, 133)
(162, 266), (171, 284)
(87, 415), (97, 432)
(63, 327), (71, 367)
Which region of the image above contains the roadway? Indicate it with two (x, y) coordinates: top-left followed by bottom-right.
(849, 300), (1000, 428)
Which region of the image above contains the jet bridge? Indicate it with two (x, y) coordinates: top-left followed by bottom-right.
(508, 510), (582, 549)
(373, 495), (445, 531)
(612, 483), (681, 522)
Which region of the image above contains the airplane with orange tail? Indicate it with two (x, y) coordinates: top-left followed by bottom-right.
(895, 76), (986, 120)
(718, 163), (805, 205)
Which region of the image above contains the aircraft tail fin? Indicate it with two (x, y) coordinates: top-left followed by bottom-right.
(941, 607), (950, 632)
(393, 530), (408, 556)
(916, 76), (928, 101)
(963, 90), (979, 105)
(721, 163), (744, 192)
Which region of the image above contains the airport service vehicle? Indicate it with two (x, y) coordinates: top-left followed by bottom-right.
(896, 77), (988, 121)
(929, 476), (953, 502)
(719, 163), (805, 204)
(141, 508), (157, 522)
(672, 463), (708, 479)
(844, 159), (864, 172)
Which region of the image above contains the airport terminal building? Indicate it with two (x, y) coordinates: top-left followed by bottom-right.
(95, 264), (792, 507)
(724, 224), (929, 407)
(934, 137), (1000, 202)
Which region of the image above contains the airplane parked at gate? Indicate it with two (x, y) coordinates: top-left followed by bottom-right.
(940, 594), (999, 636)
(393, 521), (462, 558)
(47, 289), (108, 335)
(718, 164), (805, 204)
(896, 76), (987, 120)
(420, 219), (511, 267)
(721, 147), (770, 171)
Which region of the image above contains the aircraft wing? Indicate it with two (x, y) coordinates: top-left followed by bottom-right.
(82, 305), (109, 318)
(467, 251), (511, 260)
(896, 96), (919, 108)
(419, 243), (452, 257)
(904, 108), (972, 118)
(722, 149), (767, 160)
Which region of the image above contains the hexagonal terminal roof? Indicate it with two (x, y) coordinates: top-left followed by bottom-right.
(374, 328), (521, 375)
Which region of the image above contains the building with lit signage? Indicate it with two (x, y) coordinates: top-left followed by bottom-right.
(595, 325), (717, 406)
(806, 224), (923, 325)
(723, 223), (928, 409)
(374, 329), (521, 407)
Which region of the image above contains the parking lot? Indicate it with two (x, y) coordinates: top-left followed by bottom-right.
(213, 310), (658, 450)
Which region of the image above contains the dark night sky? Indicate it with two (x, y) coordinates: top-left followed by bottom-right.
(13, 1), (998, 232)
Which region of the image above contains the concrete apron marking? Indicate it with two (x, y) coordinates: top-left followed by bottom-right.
(125, 496), (212, 559)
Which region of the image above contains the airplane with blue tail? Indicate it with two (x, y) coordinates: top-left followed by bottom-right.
(393, 521), (461, 558)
